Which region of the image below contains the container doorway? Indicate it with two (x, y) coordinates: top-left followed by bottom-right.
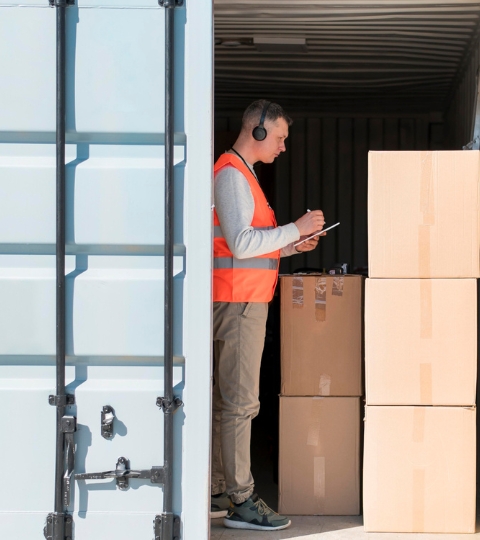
(212, 1), (480, 537)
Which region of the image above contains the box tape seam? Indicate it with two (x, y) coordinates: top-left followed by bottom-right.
(314, 456), (326, 515)
(292, 275), (304, 308)
(315, 276), (326, 321)
(418, 152), (435, 277)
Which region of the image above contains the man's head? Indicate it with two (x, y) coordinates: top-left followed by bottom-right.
(237, 100), (293, 164)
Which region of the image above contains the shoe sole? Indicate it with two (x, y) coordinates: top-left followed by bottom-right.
(211, 510), (228, 519)
(223, 518), (291, 531)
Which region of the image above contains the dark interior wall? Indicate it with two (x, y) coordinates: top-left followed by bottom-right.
(215, 113), (446, 275)
(215, 35), (480, 271)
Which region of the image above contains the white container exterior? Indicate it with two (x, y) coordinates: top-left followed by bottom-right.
(0, 1), (213, 539)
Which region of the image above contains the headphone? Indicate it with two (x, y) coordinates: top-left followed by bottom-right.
(252, 101), (271, 141)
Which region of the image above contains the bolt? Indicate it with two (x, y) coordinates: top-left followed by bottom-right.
(66, 517), (71, 524)
(47, 517), (52, 524)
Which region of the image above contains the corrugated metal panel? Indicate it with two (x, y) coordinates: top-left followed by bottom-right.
(215, 114), (442, 274)
(214, 1), (480, 115)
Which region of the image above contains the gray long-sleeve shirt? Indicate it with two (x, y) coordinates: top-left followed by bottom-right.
(214, 157), (300, 259)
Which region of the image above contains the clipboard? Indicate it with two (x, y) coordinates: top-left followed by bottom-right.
(294, 222), (340, 247)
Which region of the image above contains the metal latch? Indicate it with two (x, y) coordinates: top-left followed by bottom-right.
(44, 513), (73, 540)
(62, 416), (76, 507)
(101, 405), (115, 439)
(75, 457), (165, 491)
(159, 0), (184, 6)
(49, 0), (75, 5)
(154, 514), (181, 540)
(156, 396), (183, 414)
(49, 394), (75, 407)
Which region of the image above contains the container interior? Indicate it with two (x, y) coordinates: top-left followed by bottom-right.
(213, 0), (480, 513)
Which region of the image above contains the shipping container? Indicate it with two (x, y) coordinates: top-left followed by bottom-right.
(2, 0), (480, 539)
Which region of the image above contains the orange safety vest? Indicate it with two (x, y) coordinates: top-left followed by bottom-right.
(213, 153), (280, 302)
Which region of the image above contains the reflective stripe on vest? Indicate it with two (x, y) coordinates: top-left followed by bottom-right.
(214, 257), (278, 270)
(214, 225), (274, 238)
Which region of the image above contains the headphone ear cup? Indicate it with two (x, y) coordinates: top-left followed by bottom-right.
(252, 126), (267, 141)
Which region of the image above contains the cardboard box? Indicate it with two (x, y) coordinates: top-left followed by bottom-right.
(363, 405), (476, 533)
(280, 275), (364, 397)
(278, 397), (361, 515)
(368, 151), (480, 278)
(365, 278), (477, 406)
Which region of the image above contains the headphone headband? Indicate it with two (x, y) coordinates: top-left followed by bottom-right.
(258, 101), (271, 128)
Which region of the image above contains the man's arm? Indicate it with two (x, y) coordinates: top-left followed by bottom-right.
(280, 234), (322, 257)
(214, 166), (300, 259)
(280, 243), (298, 257)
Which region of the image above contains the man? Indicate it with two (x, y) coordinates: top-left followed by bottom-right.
(211, 100), (325, 531)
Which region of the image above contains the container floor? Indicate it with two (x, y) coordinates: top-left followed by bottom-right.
(211, 514), (480, 539)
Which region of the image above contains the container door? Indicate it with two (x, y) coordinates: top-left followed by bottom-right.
(0, 1), (213, 539)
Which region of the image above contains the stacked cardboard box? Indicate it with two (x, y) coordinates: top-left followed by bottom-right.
(364, 151), (478, 533)
(278, 274), (364, 515)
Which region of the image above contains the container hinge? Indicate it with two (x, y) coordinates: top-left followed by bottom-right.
(43, 512), (73, 540)
(101, 405), (115, 440)
(153, 513), (181, 540)
(159, 0), (184, 7)
(49, 0), (75, 6)
(156, 397), (183, 414)
(49, 394), (75, 407)
(75, 457), (165, 491)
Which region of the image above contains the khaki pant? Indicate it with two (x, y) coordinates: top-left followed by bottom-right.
(211, 301), (269, 504)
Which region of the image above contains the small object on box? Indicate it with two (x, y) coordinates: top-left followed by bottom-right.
(329, 263), (348, 275)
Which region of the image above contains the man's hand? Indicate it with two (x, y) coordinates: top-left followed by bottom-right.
(295, 232), (326, 252)
(294, 210), (325, 236)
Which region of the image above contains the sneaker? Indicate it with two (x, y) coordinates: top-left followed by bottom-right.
(211, 492), (231, 518)
(224, 493), (291, 531)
